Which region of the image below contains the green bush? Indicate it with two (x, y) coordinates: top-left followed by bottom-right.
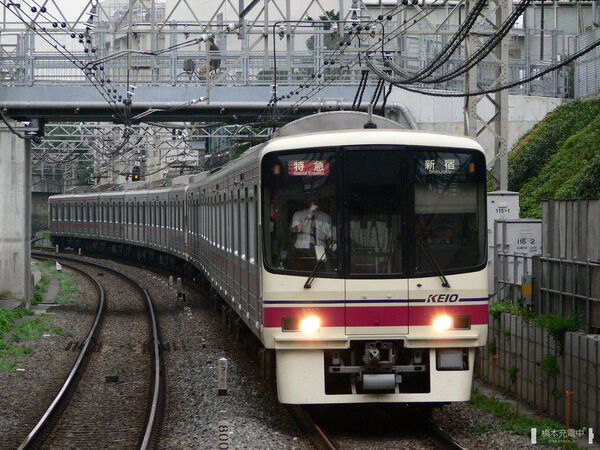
(508, 99), (600, 218)
(489, 300), (534, 321)
(540, 353), (560, 377)
(533, 314), (578, 353)
(508, 99), (600, 193)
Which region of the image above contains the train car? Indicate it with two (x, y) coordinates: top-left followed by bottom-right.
(49, 112), (488, 405)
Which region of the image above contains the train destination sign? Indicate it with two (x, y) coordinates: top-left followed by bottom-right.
(288, 160), (330, 176)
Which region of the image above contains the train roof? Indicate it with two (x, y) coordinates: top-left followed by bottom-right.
(263, 128), (484, 156)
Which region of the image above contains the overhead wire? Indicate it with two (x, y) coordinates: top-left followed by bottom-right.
(1, 0), (128, 124)
(269, 2), (444, 124)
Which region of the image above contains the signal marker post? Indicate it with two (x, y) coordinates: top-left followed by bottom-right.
(218, 358), (228, 396)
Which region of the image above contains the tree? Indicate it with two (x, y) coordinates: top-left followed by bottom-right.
(305, 10), (340, 51)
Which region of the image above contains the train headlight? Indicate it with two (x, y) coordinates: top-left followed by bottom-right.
(433, 315), (452, 330)
(300, 316), (320, 333)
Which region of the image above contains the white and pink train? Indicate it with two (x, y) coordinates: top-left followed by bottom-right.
(50, 114), (488, 404)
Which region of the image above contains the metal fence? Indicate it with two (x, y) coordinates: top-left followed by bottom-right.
(537, 256), (600, 331)
(495, 251), (600, 332)
(575, 28), (600, 98)
(496, 251), (535, 304)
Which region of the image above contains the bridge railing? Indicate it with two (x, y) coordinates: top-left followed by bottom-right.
(0, 28), (568, 97)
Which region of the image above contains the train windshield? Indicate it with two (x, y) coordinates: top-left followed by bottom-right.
(261, 151), (339, 274)
(413, 151), (486, 275)
(262, 146), (486, 277)
(346, 149), (404, 275)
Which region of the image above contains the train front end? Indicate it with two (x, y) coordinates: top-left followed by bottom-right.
(260, 131), (488, 404)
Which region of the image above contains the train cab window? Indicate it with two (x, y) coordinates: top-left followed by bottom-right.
(262, 151), (340, 274)
(346, 149), (404, 275)
(413, 150), (486, 274)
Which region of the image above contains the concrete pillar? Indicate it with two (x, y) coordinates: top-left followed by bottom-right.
(0, 124), (32, 305)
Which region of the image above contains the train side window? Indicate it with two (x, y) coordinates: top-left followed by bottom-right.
(230, 191), (235, 253)
(215, 196), (219, 245)
(208, 198), (212, 242)
(233, 191), (239, 256)
(249, 187), (256, 264)
(212, 197), (215, 244)
(168, 201), (171, 229)
(219, 196), (223, 248)
(202, 198), (206, 238)
(214, 196), (217, 244)
(215, 197), (219, 246)
(241, 188), (248, 260)
(222, 194), (226, 249)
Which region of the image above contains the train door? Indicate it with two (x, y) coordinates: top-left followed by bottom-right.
(344, 148), (409, 335)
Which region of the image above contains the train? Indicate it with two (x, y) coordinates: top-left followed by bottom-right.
(49, 112), (488, 404)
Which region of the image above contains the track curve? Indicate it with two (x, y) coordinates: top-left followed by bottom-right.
(19, 253), (164, 450)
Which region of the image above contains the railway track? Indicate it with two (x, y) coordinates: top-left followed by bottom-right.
(291, 403), (469, 450)
(32, 249), (467, 449)
(19, 253), (164, 450)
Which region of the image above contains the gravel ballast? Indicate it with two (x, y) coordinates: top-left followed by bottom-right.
(87, 257), (309, 449)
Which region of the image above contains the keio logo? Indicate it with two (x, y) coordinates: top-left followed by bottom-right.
(426, 294), (459, 303)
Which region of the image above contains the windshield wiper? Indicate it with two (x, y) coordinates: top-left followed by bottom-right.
(304, 242), (335, 289)
(417, 236), (451, 288)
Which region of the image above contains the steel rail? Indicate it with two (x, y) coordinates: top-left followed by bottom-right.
(24, 251), (164, 450)
(287, 405), (337, 450)
(17, 256), (106, 450)
(427, 419), (469, 450)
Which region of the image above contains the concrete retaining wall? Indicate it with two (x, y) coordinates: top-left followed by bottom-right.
(478, 313), (600, 431)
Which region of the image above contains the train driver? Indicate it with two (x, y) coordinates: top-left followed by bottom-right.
(290, 197), (333, 253)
